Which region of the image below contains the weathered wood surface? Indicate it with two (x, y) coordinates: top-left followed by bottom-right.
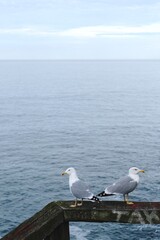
(2, 201), (160, 240)
(1, 202), (68, 240)
(58, 201), (160, 224)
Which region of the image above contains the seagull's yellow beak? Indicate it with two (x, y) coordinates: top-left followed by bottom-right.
(61, 172), (67, 176)
(139, 169), (145, 173)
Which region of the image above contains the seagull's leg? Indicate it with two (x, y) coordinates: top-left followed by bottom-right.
(77, 199), (83, 206)
(125, 194), (134, 205)
(70, 199), (78, 207)
(123, 194), (126, 202)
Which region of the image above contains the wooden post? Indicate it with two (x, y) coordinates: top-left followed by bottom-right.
(1, 201), (160, 240)
(1, 202), (70, 240)
(44, 222), (69, 240)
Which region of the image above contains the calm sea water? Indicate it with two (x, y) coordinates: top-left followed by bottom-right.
(0, 60), (160, 239)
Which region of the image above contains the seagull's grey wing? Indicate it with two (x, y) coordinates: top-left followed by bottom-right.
(105, 176), (138, 195)
(71, 180), (93, 199)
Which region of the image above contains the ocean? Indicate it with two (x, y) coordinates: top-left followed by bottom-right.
(0, 60), (160, 239)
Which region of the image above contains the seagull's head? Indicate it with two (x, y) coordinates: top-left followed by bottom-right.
(129, 167), (145, 175)
(61, 167), (76, 176)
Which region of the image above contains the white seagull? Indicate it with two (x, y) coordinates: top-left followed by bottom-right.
(62, 167), (99, 207)
(97, 167), (145, 204)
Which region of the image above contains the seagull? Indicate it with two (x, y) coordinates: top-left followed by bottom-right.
(97, 167), (145, 204)
(62, 167), (99, 207)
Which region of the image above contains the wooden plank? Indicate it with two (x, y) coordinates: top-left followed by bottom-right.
(44, 222), (70, 240)
(2, 202), (68, 240)
(57, 201), (160, 224)
(2, 201), (160, 240)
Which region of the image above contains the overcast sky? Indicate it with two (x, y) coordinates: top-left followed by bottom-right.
(0, 0), (160, 59)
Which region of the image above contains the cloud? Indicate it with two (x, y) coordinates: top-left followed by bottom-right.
(59, 23), (160, 38)
(0, 23), (160, 38)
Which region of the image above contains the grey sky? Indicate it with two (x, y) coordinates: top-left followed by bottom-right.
(0, 0), (160, 59)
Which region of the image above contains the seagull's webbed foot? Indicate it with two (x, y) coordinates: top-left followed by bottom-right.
(77, 202), (83, 206)
(70, 200), (78, 208)
(70, 204), (77, 207)
(70, 199), (83, 207)
(124, 194), (134, 205)
(126, 201), (134, 205)
(77, 199), (83, 206)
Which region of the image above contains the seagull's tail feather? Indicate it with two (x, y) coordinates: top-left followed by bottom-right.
(97, 191), (114, 197)
(90, 195), (100, 202)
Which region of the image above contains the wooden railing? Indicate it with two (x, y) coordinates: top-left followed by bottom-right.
(2, 201), (160, 240)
